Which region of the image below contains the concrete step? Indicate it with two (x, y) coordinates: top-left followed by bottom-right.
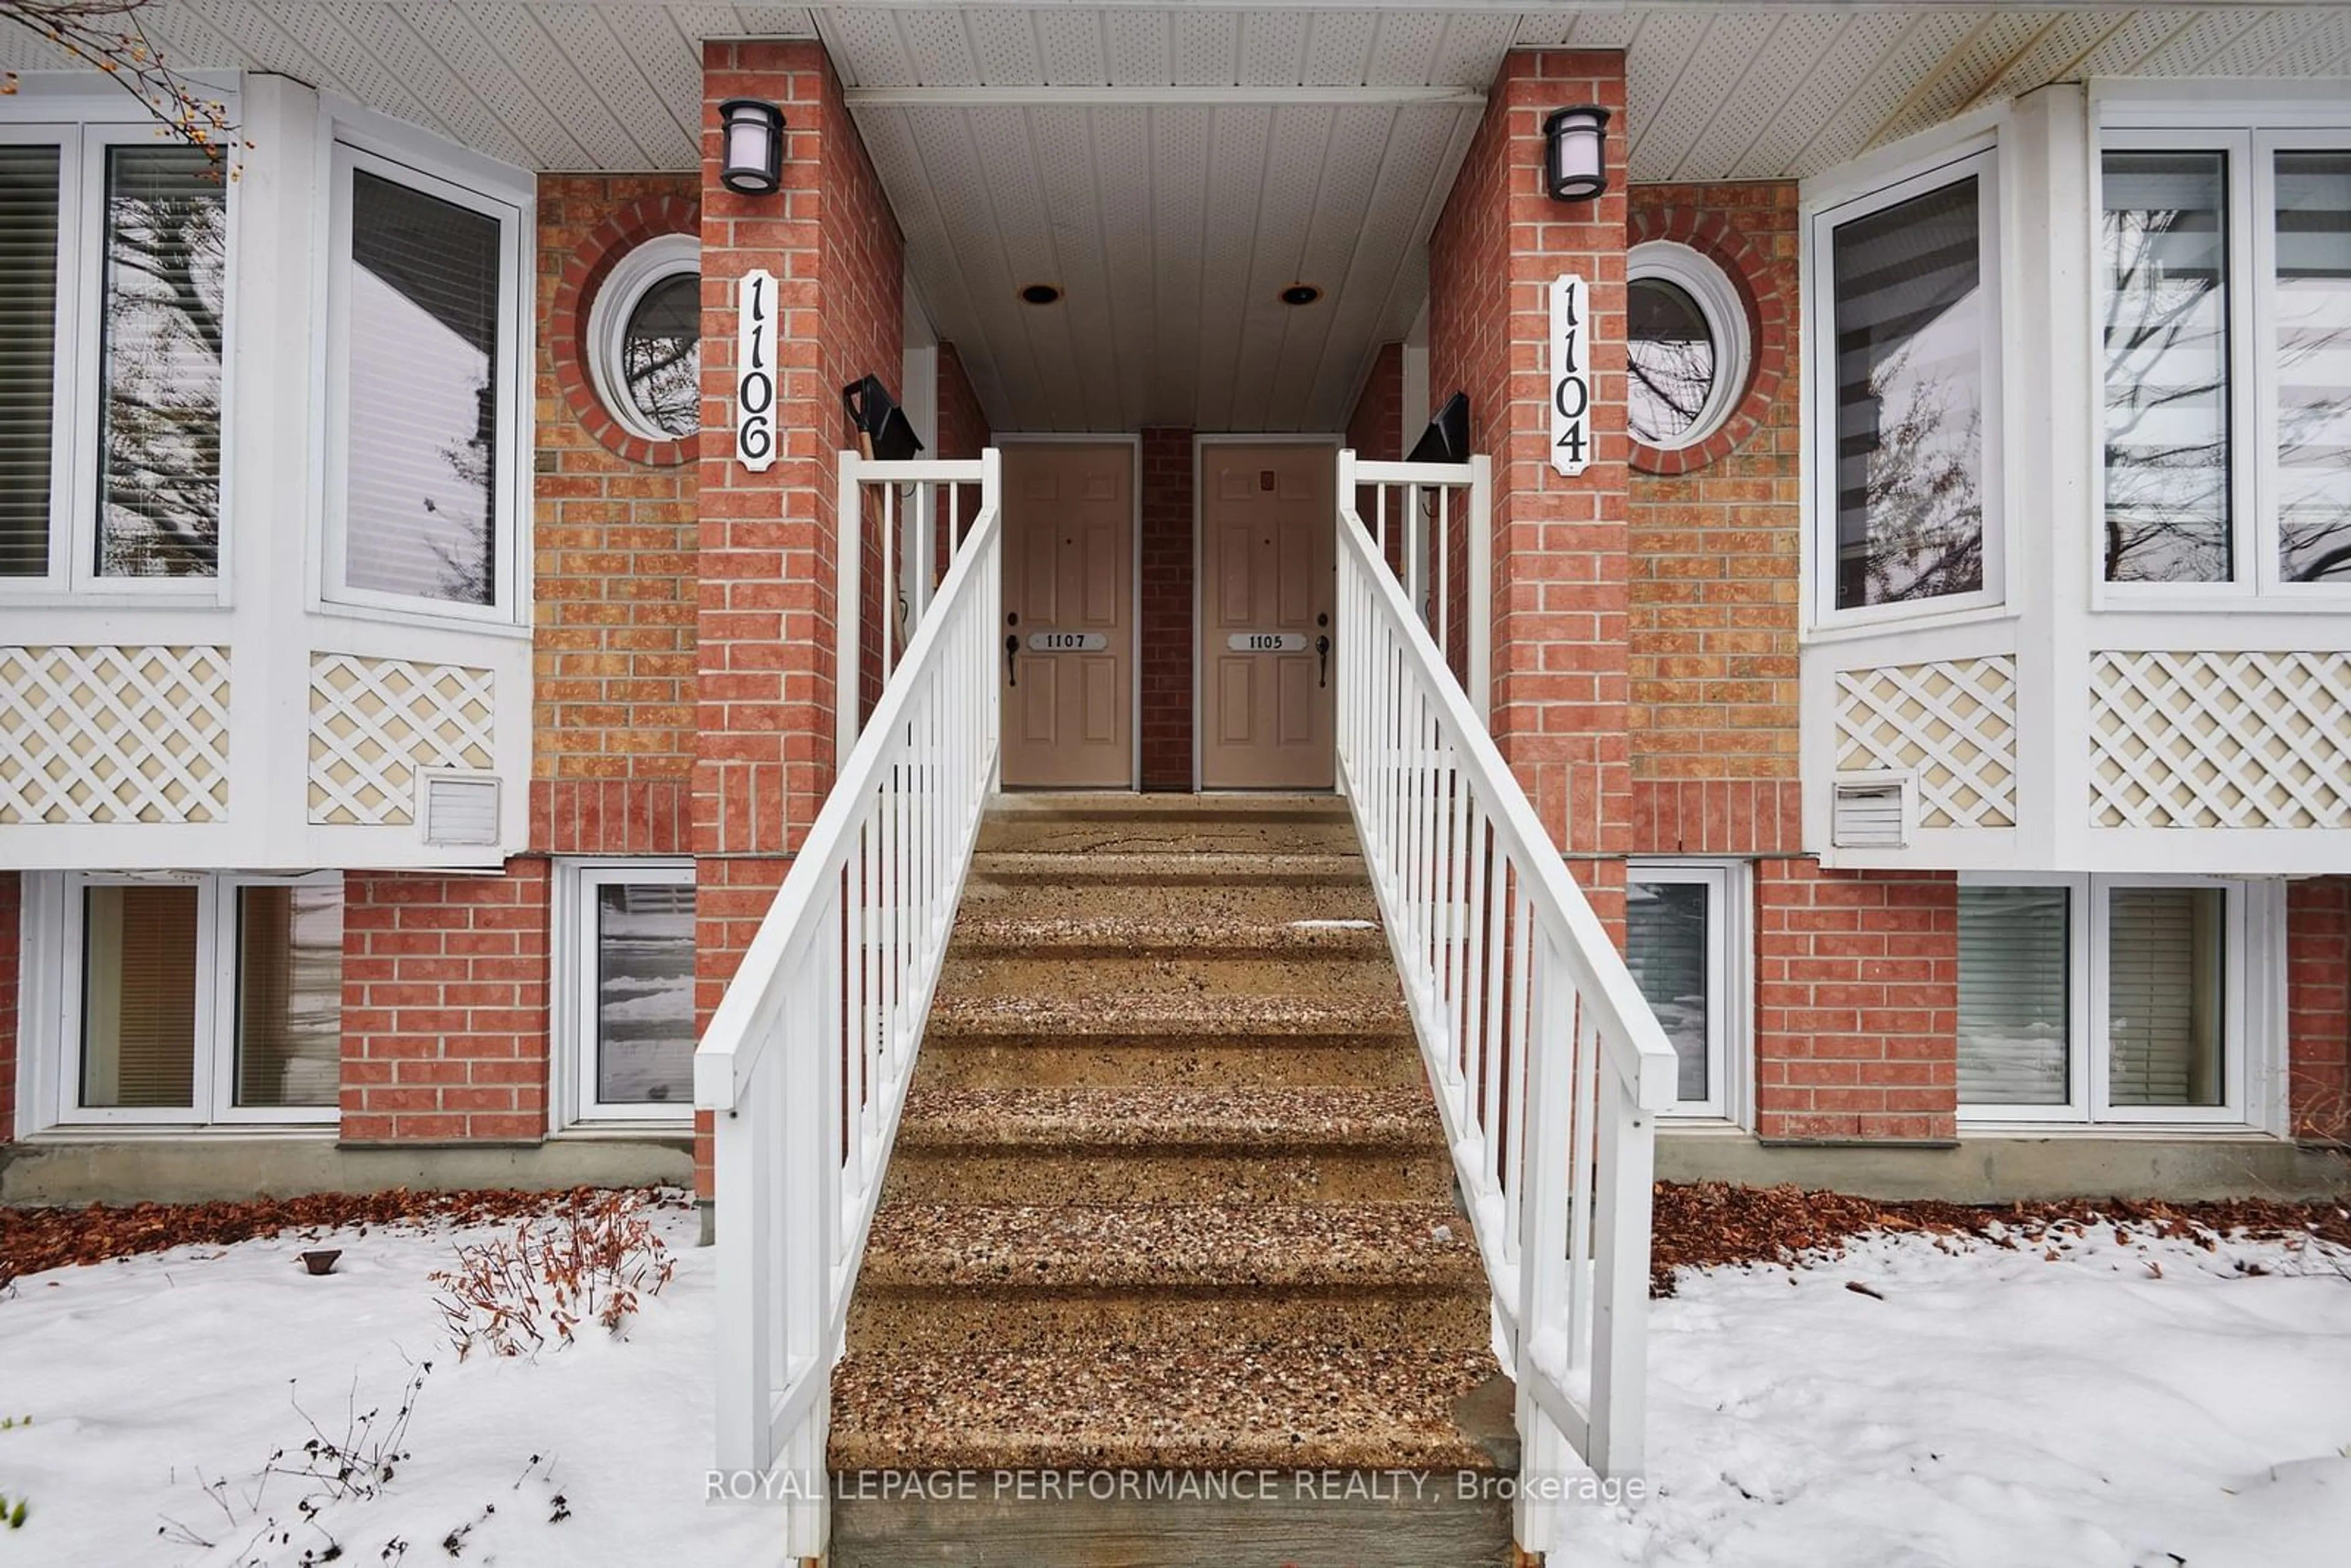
(847, 1201), (1488, 1353)
(932, 953), (1407, 1013)
(828, 1343), (1517, 1473)
(978, 795), (1360, 857)
(969, 849), (1367, 888)
(883, 1086), (1455, 1205)
(953, 883), (1385, 956)
(917, 1030), (1427, 1090)
(926, 983), (1409, 1043)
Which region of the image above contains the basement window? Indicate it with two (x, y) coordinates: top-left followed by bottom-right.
(26, 872), (343, 1129)
(1957, 874), (2274, 1127)
(1626, 862), (1747, 1121)
(558, 861), (697, 1125)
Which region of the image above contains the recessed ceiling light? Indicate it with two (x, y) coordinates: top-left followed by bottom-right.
(1020, 283), (1063, 306)
(1280, 283), (1323, 307)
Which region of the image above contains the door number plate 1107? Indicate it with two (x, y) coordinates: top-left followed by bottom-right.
(1227, 632), (1307, 652)
(1026, 631), (1107, 651)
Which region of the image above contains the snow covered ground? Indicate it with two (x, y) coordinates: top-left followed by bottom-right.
(4, 1201), (2349, 1565)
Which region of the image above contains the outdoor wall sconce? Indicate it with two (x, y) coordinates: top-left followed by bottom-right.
(1543, 105), (1610, 202)
(1406, 391), (1471, 465)
(719, 98), (786, 195)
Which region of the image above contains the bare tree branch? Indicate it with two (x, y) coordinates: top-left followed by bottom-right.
(0, 0), (241, 169)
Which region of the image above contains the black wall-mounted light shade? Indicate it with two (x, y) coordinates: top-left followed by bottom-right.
(719, 98), (785, 195)
(842, 375), (926, 463)
(1543, 105), (1610, 203)
(1405, 391), (1471, 465)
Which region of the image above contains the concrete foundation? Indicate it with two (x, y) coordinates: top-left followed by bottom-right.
(1660, 1129), (2351, 1204)
(0, 1133), (693, 1206)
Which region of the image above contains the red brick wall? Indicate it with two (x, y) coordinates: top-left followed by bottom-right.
(0, 871), (17, 1140)
(1140, 427), (1195, 790)
(1346, 342), (1404, 462)
(340, 866), (552, 1143)
(1756, 861), (1958, 1141)
(936, 342), (989, 461)
(534, 174), (701, 858)
(1626, 185), (1801, 853)
(2289, 877), (2351, 1141)
(1427, 50), (1631, 923)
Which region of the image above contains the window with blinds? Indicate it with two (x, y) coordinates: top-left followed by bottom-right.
(80, 884), (200, 1109)
(342, 167), (504, 607)
(2101, 151), (2232, 583)
(2106, 886), (2225, 1108)
(1625, 875), (1715, 1106)
(234, 883), (343, 1109)
(1957, 885), (2071, 1105)
(2273, 151), (2351, 585)
(0, 144), (59, 579)
(1827, 166), (1988, 612)
(96, 145), (225, 579)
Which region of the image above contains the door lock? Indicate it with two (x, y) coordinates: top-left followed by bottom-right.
(1004, 634), (1020, 687)
(1316, 633), (1331, 688)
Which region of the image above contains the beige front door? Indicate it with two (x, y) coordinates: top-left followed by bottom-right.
(999, 443), (1134, 789)
(1199, 443), (1336, 790)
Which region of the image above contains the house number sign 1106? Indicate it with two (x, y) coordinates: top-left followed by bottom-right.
(737, 269), (778, 473)
(1550, 274), (1591, 477)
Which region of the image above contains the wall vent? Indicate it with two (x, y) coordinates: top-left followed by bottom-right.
(418, 771), (501, 847)
(1831, 771), (1913, 849)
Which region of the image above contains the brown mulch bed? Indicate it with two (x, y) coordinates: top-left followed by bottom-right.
(0, 1185), (686, 1287)
(1649, 1180), (2351, 1296)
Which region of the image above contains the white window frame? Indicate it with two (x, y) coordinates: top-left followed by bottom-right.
(2090, 129), (2260, 602)
(2091, 94), (2351, 604)
(23, 870), (342, 1131)
(320, 136), (529, 627)
(1626, 239), (1751, 452)
(1805, 144), (2007, 631)
(1957, 871), (2272, 1130)
(0, 116), (238, 603)
(586, 231), (699, 446)
(1627, 860), (1749, 1124)
(553, 859), (697, 1128)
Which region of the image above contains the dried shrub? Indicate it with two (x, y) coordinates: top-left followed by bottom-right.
(429, 1192), (677, 1359)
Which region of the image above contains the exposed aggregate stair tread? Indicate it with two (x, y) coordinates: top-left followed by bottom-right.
(969, 849), (1370, 886)
(894, 1084), (1444, 1150)
(858, 1201), (1482, 1291)
(830, 1345), (1512, 1472)
(950, 907), (1387, 956)
(926, 978), (1409, 1035)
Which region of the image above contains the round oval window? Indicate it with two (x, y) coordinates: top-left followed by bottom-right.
(1625, 242), (1750, 452)
(588, 233), (701, 446)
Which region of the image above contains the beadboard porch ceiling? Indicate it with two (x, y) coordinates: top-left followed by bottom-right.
(4, 3), (2345, 429)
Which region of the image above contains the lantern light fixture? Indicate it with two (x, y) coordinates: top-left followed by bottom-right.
(719, 98), (785, 195)
(1543, 105), (1610, 203)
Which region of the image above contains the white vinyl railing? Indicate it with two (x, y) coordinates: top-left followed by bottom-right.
(1333, 448), (1681, 1553)
(836, 452), (994, 767)
(1353, 456), (1492, 722)
(695, 451), (1000, 1558)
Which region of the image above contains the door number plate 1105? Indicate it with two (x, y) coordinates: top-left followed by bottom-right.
(1227, 632), (1306, 652)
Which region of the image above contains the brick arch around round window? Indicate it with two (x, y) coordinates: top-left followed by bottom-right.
(1625, 207), (1788, 476)
(550, 195), (702, 468)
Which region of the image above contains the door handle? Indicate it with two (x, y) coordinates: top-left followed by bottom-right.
(1316, 633), (1332, 688)
(1003, 634), (1019, 687)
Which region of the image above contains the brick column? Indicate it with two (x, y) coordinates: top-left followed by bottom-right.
(694, 42), (906, 1196)
(1427, 51), (1632, 924)
(2289, 877), (2351, 1141)
(1139, 427), (1196, 791)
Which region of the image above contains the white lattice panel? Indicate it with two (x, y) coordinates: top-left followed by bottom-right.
(309, 655), (495, 826)
(1834, 657), (2019, 828)
(2090, 651), (2351, 829)
(0, 645), (230, 823)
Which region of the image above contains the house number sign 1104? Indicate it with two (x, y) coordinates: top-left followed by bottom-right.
(737, 269), (778, 473)
(1550, 274), (1591, 477)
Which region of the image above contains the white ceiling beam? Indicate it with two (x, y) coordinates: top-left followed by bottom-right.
(845, 84), (1490, 107)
